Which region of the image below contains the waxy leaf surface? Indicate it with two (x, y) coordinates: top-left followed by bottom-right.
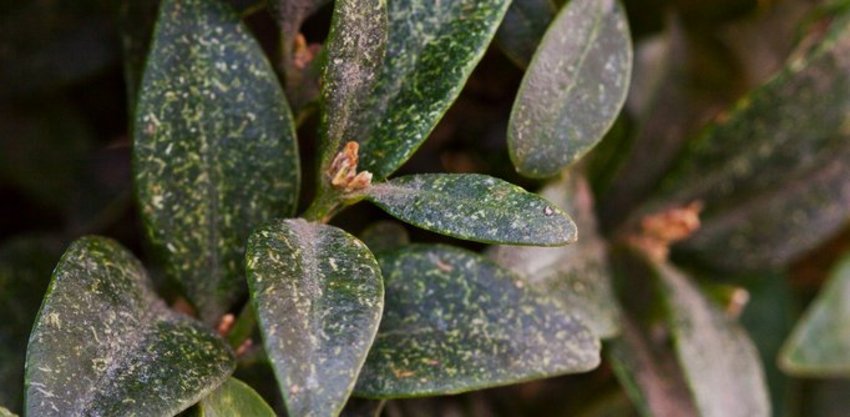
(780, 255), (850, 376)
(509, 0), (632, 178)
(365, 174), (577, 246)
(247, 219), (383, 417)
(133, 0), (300, 320)
(495, 0), (558, 68)
(355, 245), (600, 397)
(25, 236), (235, 417)
(191, 378), (276, 417)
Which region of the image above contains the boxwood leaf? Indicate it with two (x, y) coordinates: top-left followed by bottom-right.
(655, 261), (770, 417)
(488, 173), (620, 338)
(247, 219), (383, 417)
(24, 236), (235, 417)
(190, 378), (275, 417)
(346, 0), (511, 180)
(508, 0), (632, 178)
(133, 0), (300, 321)
(354, 245), (600, 397)
(365, 174), (577, 246)
(319, 0), (387, 174)
(494, 0), (558, 68)
(359, 220), (410, 254)
(780, 254), (850, 376)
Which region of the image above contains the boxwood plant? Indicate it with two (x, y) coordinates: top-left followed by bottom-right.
(3, 0), (850, 416)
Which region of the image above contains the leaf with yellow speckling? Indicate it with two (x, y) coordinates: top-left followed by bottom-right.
(190, 378), (275, 417)
(24, 236), (235, 417)
(354, 245), (600, 398)
(133, 0), (300, 321)
(247, 219), (383, 417)
(508, 0), (632, 178)
(365, 174), (577, 246)
(340, 0), (511, 180)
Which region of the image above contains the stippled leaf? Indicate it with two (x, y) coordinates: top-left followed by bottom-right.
(495, 0), (558, 68)
(488, 173), (620, 338)
(133, 0), (300, 321)
(319, 0), (387, 175)
(365, 174), (577, 246)
(340, 399), (386, 417)
(780, 254), (850, 376)
(359, 220), (410, 254)
(345, 0), (511, 180)
(354, 245), (600, 397)
(508, 0), (632, 178)
(190, 378), (275, 417)
(0, 236), (63, 413)
(655, 261), (770, 417)
(247, 219), (383, 417)
(24, 236), (235, 416)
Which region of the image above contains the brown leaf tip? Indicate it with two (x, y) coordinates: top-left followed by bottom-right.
(329, 141), (373, 192)
(629, 201), (704, 262)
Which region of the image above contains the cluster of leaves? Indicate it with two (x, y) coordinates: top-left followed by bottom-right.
(2, 0), (850, 416)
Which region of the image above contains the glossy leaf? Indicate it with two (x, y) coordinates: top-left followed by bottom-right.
(359, 220), (410, 254)
(133, 0), (300, 321)
(319, 0), (388, 174)
(365, 174), (577, 246)
(0, 236), (63, 413)
(495, 0), (558, 68)
(508, 0), (632, 178)
(780, 254), (850, 376)
(191, 378), (275, 417)
(347, 0), (511, 180)
(24, 236), (235, 416)
(488, 174), (620, 338)
(656, 262), (770, 417)
(355, 245), (600, 397)
(247, 219), (383, 417)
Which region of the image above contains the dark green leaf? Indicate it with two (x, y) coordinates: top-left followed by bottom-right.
(359, 221), (410, 254)
(340, 399), (386, 417)
(133, 0), (300, 321)
(655, 262), (770, 417)
(247, 219), (383, 417)
(508, 0), (632, 178)
(355, 245), (600, 397)
(319, 0), (388, 174)
(25, 236), (235, 416)
(488, 173), (620, 338)
(365, 174), (577, 246)
(0, 236), (64, 413)
(348, 0), (511, 180)
(780, 254), (850, 376)
(191, 378), (276, 417)
(495, 0), (558, 68)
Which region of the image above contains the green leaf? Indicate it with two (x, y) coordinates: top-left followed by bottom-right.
(354, 245), (600, 397)
(0, 406), (17, 417)
(655, 262), (770, 417)
(359, 220), (410, 254)
(25, 236), (235, 416)
(365, 174), (577, 246)
(340, 399), (386, 417)
(494, 0), (558, 68)
(346, 0), (511, 180)
(319, 0), (388, 175)
(191, 378), (275, 417)
(508, 0), (632, 178)
(247, 219), (383, 417)
(0, 236), (63, 414)
(133, 0), (300, 321)
(488, 173), (620, 338)
(780, 254), (850, 376)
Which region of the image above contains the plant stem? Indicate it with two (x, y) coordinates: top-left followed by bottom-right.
(302, 187), (344, 223)
(227, 303), (257, 350)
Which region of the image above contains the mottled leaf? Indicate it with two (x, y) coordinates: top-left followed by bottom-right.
(365, 174), (577, 246)
(247, 219), (383, 417)
(340, 399), (386, 417)
(191, 378), (276, 417)
(359, 220), (410, 254)
(508, 0), (632, 178)
(780, 254), (850, 376)
(319, 0), (387, 175)
(656, 262), (770, 417)
(355, 245), (600, 397)
(495, 0), (558, 68)
(25, 236), (235, 416)
(488, 173), (620, 338)
(133, 0), (300, 320)
(347, 0), (511, 180)
(0, 236), (63, 413)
